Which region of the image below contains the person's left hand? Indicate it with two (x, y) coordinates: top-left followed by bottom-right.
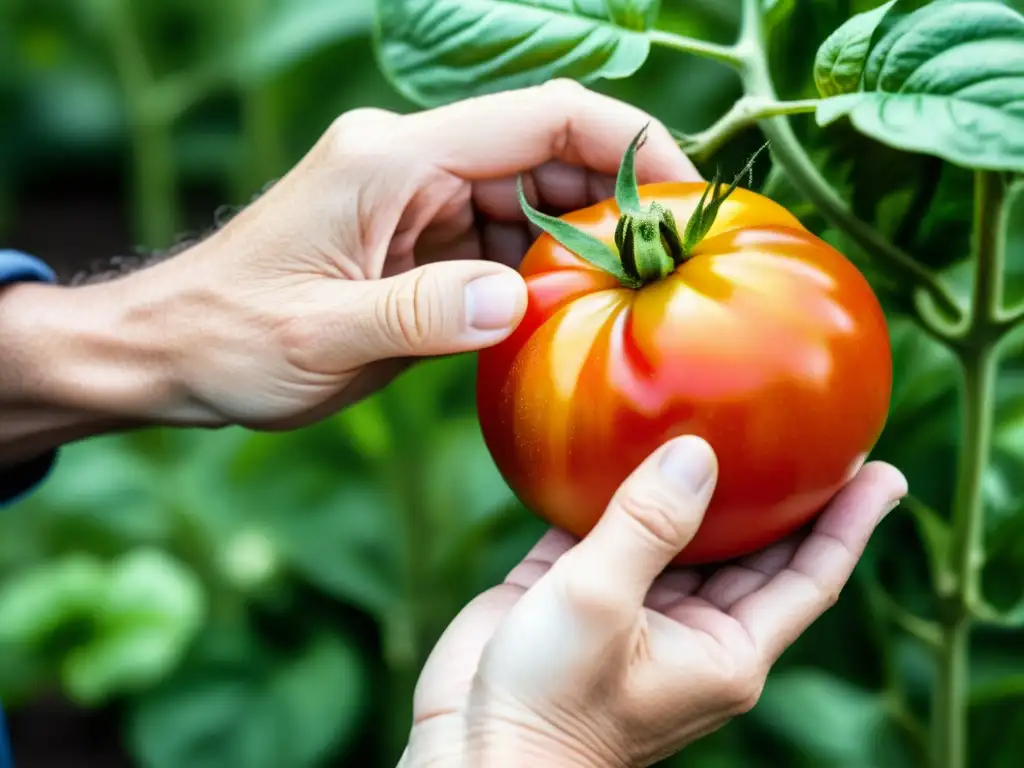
(8, 81), (696, 434)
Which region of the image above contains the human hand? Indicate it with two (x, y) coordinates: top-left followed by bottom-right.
(404, 437), (907, 768)
(0, 81), (698, 445)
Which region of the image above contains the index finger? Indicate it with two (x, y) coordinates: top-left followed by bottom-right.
(728, 461), (908, 665)
(398, 79), (700, 184)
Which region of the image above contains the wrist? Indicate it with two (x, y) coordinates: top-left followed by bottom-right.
(0, 276), (195, 461)
(404, 713), (616, 768)
(463, 690), (626, 768)
(464, 723), (619, 768)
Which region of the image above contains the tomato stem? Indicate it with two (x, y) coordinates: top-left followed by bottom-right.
(516, 177), (640, 288)
(518, 126), (765, 289)
(614, 125), (683, 283)
(680, 142), (768, 255)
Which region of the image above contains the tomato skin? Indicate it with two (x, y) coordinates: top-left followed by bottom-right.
(476, 182), (892, 565)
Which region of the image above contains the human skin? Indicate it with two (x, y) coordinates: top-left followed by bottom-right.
(0, 79), (698, 466)
(402, 437), (907, 768)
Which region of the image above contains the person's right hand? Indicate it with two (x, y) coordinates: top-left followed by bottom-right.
(406, 437), (907, 767)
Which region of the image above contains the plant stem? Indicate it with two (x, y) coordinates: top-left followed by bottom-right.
(997, 305), (1024, 335)
(668, 4), (1009, 766)
(933, 172), (1006, 768)
(233, 0), (284, 202)
(737, 59), (962, 327)
(652, 5), (1010, 767)
(129, 118), (178, 249)
(646, 29), (745, 68)
(670, 95), (820, 163)
(681, 0), (961, 330)
(968, 173), (1007, 327)
(106, 0), (180, 249)
(932, 346), (995, 768)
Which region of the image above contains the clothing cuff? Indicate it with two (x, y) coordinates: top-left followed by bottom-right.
(0, 700), (12, 768)
(0, 249), (57, 285)
(0, 249), (58, 506)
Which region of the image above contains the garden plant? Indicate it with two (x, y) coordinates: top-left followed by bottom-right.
(0, 1), (1022, 767)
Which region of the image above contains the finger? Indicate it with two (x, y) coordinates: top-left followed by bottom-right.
(557, 436), (718, 620)
(644, 568), (704, 611)
(314, 261), (528, 369)
(473, 162), (619, 223)
(729, 462), (908, 664)
(693, 536), (801, 611)
(505, 528), (579, 591)
(398, 79), (700, 184)
(481, 222), (532, 269)
(530, 162), (616, 212)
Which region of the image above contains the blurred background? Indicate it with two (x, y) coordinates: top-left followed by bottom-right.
(2, 1), (1024, 767)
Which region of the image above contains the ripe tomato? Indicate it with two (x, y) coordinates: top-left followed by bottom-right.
(476, 163), (891, 565)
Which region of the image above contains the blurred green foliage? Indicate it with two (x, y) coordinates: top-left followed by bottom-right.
(2, 1), (1024, 767)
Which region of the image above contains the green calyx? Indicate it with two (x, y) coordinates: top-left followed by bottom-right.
(517, 124), (769, 289)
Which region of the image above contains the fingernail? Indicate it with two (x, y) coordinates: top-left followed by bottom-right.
(659, 436), (716, 494)
(465, 273), (524, 331)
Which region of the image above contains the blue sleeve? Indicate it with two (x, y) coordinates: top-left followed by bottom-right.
(0, 249), (59, 509)
(0, 703), (11, 768)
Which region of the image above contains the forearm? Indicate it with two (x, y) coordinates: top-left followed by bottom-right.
(0, 278), (187, 464)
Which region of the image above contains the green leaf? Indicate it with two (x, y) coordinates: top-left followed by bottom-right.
(264, 635), (367, 766)
(814, 0), (898, 97)
(614, 123), (647, 214)
(968, 636), (1024, 705)
(680, 143), (769, 254)
(23, 435), (168, 542)
(128, 634), (367, 768)
(902, 494), (952, 590)
(375, 0), (660, 107)
(1004, 177), (1024, 308)
(815, 0), (1024, 172)
(62, 549), (206, 705)
(237, 0), (375, 84)
(335, 395), (393, 461)
(423, 418), (516, 533)
(0, 554), (107, 646)
(267, 481), (403, 617)
(516, 176), (636, 285)
(753, 669), (896, 766)
(874, 318), (961, 518)
(422, 417), (518, 582)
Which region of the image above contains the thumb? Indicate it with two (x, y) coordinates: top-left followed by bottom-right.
(339, 261), (527, 366)
(560, 436), (719, 618)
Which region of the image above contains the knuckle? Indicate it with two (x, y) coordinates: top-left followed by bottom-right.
(324, 107), (396, 156)
(536, 79), (587, 157)
(275, 311), (334, 374)
(541, 77), (586, 99)
(732, 678), (766, 715)
(616, 485), (694, 551)
(721, 665), (766, 715)
(820, 582), (842, 610)
(377, 270), (445, 352)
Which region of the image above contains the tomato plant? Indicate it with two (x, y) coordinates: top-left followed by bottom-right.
(477, 131), (892, 563)
(378, 1), (1024, 767)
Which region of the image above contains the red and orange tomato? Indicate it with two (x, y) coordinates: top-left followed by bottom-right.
(476, 180), (891, 565)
